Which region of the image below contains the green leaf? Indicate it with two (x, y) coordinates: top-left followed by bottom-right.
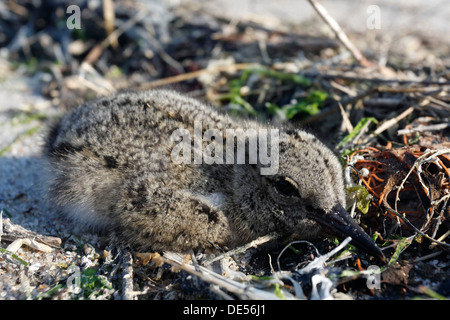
(282, 102), (319, 119)
(250, 275), (274, 281)
(337, 117), (378, 148)
(265, 102), (280, 115)
(83, 267), (97, 277)
(346, 185), (372, 214)
(71, 267), (113, 299)
(278, 90), (328, 120)
(288, 245), (301, 254)
(2, 208), (12, 218)
(388, 236), (413, 266)
(220, 66), (313, 117)
(35, 284), (64, 300)
(273, 283), (285, 299)
(372, 232), (380, 242)
(305, 90), (328, 103)
(340, 269), (361, 278)
(231, 95), (257, 115)
(414, 286), (448, 300)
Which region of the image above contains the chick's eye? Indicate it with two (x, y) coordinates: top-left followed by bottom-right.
(274, 177), (298, 197)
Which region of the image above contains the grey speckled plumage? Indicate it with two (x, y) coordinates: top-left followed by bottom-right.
(44, 89), (384, 261)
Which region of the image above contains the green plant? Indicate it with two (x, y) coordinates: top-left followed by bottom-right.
(266, 90), (328, 120)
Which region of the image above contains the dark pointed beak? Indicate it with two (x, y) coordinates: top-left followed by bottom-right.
(308, 204), (386, 263)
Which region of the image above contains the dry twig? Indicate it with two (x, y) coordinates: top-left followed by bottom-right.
(338, 102), (354, 133)
(163, 252), (291, 300)
(363, 106), (415, 144)
(102, 0), (118, 49)
(383, 206), (450, 248)
(307, 0), (370, 67)
(1, 218), (61, 248)
(121, 250), (136, 300)
(395, 149), (450, 207)
(139, 62), (259, 89)
(6, 238), (52, 253)
(397, 123), (450, 135)
(203, 232), (278, 266)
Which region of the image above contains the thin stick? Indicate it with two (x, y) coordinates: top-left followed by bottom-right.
(425, 95), (450, 109)
(429, 230), (450, 249)
(163, 252), (288, 300)
(358, 106), (414, 146)
(121, 250), (136, 300)
(139, 62), (259, 89)
(102, 0), (118, 48)
(277, 240), (320, 271)
(330, 80), (357, 97)
(412, 250), (442, 263)
(396, 149), (450, 211)
(307, 0), (370, 67)
(397, 123), (450, 135)
(302, 71), (450, 85)
(394, 150), (431, 210)
(432, 193), (450, 207)
(6, 238), (53, 253)
(372, 106), (415, 137)
(298, 237), (353, 275)
(101, 10), (147, 50)
(203, 232), (278, 266)
(383, 206), (450, 248)
(377, 87), (445, 94)
(338, 102), (354, 133)
(1, 218), (61, 248)
(83, 10), (148, 65)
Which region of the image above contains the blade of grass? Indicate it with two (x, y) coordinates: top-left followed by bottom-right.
(0, 247), (30, 268)
(0, 126), (40, 156)
(388, 235), (414, 266)
(414, 285), (447, 300)
(338, 117), (378, 148)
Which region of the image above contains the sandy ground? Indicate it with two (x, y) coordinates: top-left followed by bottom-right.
(186, 0), (450, 42)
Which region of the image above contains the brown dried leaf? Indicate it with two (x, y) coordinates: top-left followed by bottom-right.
(382, 262), (412, 286)
(136, 252), (164, 267)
